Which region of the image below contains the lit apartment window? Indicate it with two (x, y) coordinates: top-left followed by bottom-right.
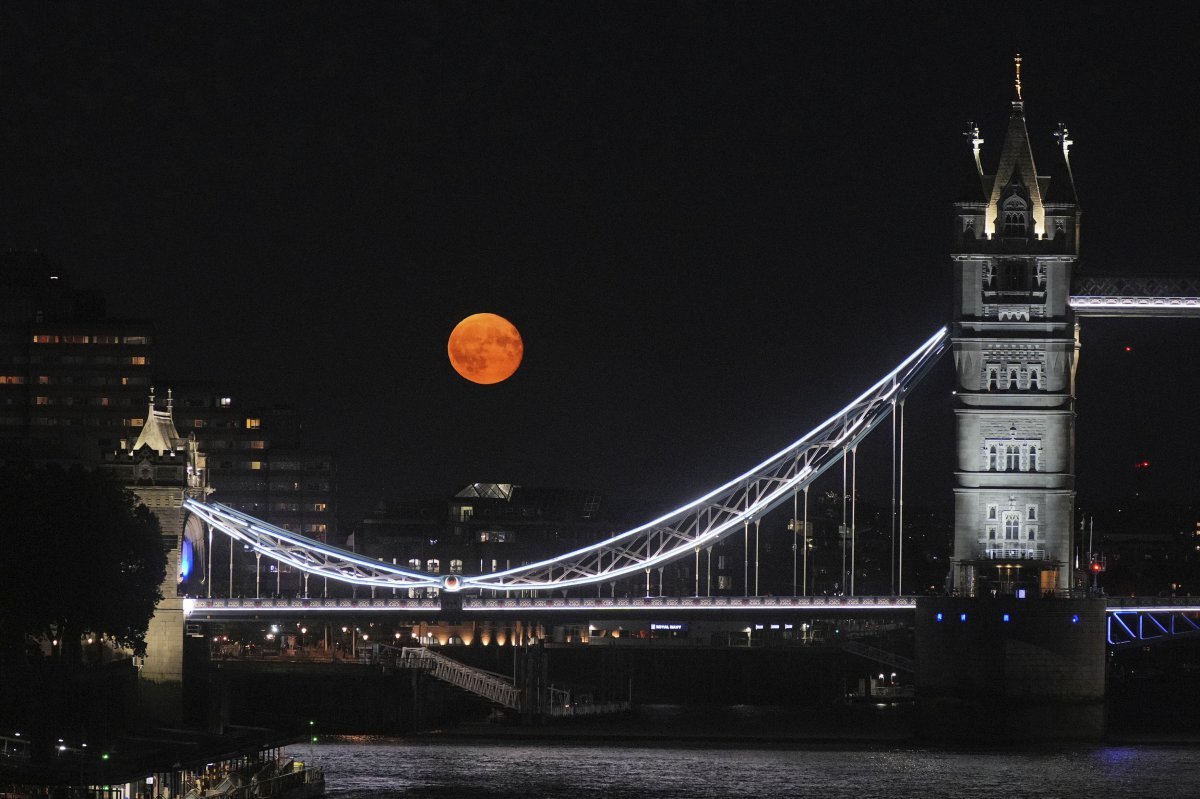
(0, 376), (25, 385)
(93, 335), (119, 344)
(35, 396), (50, 405)
(450, 559), (464, 574)
(129, 356), (147, 366)
(121, 377), (130, 385)
(123, 336), (150, 345)
(245, 418), (261, 429)
(306, 524), (327, 535)
(219, 397), (232, 408)
(61, 335), (89, 344)
(249, 461), (263, 471)
(31, 335), (58, 344)
(37, 376), (50, 384)
(193, 419), (205, 428)
(458, 505), (474, 521)
(408, 559), (421, 570)
(127, 418), (145, 427)
(249, 440), (265, 449)
(312, 502), (328, 512)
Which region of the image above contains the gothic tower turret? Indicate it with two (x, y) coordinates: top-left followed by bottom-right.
(950, 57), (1082, 596)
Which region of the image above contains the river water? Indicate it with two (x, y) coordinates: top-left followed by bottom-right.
(301, 738), (1200, 798)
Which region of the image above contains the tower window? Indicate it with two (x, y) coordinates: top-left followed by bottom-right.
(1005, 445), (1019, 471)
(1003, 512), (1021, 541)
(1004, 211), (1027, 236)
(1002, 195), (1029, 237)
(989, 446), (999, 471)
(1028, 446), (1038, 472)
(1029, 369), (1039, 390)
(1009, 370), (1018, 390)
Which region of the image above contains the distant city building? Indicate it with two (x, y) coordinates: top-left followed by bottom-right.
(169, 384), (337, 545)
(0, 250), (337, 597)
(0, 251), (153, 461)
(354, 483), (618, 596)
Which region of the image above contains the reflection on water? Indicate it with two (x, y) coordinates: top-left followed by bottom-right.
(297, 738), (1200, 799)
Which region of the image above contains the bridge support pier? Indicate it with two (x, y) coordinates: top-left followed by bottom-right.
(914, 597), (1106, 742)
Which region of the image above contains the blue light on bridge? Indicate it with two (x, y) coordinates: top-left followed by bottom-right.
(1072, 614), (1080, 624)
(935, 612), (944, 622)
(180, 539), (193, 580)
(1003, 613), (1011, 623)
(959, 613), (967, 623)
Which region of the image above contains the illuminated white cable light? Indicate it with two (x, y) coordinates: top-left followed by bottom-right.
(183, 328), (949, 592)
(463, 327), (949, 589)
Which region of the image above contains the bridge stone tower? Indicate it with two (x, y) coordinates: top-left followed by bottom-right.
(950, 61), (1082, 597)
(103, 389), (209, 723)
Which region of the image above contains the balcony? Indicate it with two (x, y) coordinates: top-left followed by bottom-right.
(984, 546), (1046, 561)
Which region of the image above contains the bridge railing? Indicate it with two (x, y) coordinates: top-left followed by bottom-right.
(983, 546), (1046, 560)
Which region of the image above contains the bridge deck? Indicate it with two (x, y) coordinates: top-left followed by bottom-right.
(185, 594), (1200, 617)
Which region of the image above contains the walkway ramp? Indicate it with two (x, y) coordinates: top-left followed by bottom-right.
(842, 641), (915, 673)
(394, 646), (522, 709)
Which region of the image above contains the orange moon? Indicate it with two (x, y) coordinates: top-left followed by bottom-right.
(447, 313), (524, 384)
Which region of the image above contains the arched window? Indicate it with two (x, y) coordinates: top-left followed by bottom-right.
(1003, 512), (1021, 540)
(1009, 370), (1018, 390)
(1028, 446), (1038, 472)
(989, 446), (999, 471)
(1029, 369), (1039, 390)
(1005, 445), (1019, 471)
(426, 559), (440, 574)
(988, 369), (999, 391)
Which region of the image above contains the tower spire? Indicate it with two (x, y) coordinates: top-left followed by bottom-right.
(1013, 53), (1023, 101)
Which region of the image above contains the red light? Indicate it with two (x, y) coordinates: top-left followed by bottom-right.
(1124, 346), (1132, 352)
(1091, 562), (1103, 573)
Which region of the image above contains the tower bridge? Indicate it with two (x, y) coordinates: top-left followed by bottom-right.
(125, 63), (1200, 733)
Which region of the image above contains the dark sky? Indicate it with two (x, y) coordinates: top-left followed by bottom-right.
(4, 3), (1199, 525)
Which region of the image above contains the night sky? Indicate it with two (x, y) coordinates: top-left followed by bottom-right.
(4, 3), (1199, 526)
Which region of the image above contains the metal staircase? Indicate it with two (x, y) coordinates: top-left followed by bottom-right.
(841, 640), (915, 673)
(393, 646), (523, 709)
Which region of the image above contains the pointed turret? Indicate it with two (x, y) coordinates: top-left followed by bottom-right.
(983, 58), (1046, 238)
(131, 385), (185, 455)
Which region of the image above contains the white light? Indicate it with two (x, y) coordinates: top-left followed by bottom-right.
(181, 330), (949, 593)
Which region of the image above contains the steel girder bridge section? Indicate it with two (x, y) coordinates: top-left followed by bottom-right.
(184, 327), (950, 593)
(1107, 610), (1200, 649)
(1069, 275), (1200, 318)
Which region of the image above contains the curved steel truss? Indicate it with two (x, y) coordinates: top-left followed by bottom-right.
(185, 327), (949, 592)
(183, 499), (443, 589)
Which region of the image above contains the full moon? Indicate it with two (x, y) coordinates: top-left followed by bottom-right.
(447, 313), (524, 385)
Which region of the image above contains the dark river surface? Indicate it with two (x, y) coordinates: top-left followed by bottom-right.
(298, 738), (1200, 799)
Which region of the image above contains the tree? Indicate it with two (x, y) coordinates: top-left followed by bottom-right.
(0, 462), (167, 660)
